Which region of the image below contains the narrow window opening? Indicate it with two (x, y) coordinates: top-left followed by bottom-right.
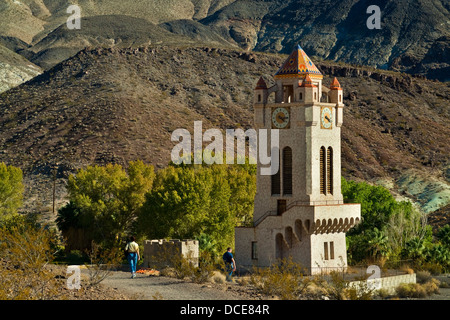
(283, 147), (292, 195)
(271, 150), (281, 195)
(327, 147), (333, 195)
(251, 242), (258, 260)
(320, 147), (326, 194)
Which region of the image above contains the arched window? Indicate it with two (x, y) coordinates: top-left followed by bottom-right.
(327, 147), (333, 194)
(299, 92), (303, 101)
(271, 150), (281, 195)
(320, 147), (326, 194)
(282, 147), (292, 195)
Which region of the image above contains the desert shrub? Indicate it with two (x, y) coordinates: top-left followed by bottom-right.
(84, 241), (123, 287)
(423, 278), (440, 295)
(250, 258), (311, 300)
(419, 261), (443, 275)
(395, 283), (427, 298)
(319, 271), (374, 300)
(211, 271), (226, 284)
(395, 279), (440, 298)
(149, 245), (215, 283)
(0, 218), (66, 299)
(375, 288), (391, 299)
(416, 270), (432, 284)
(191, 251), (217, 284)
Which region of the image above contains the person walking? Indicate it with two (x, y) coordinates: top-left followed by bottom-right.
(125, 236), (140, 278)
(222, 247), (236, 282)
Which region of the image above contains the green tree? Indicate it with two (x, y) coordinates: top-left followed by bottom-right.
(0, 162), (24, 221)
(425, 243), (450, 271)
(342, 177), (430, 264)
(437, 224), (450, 247)
(138, 163), (256, 255)
(385, 204), (431, 259)
(57, 161), (154, 249)
(402, 237), (426, 261)
(342, 177), (397, 232)
(227, 164), (256, 227)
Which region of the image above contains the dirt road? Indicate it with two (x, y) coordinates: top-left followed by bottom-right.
(96, 269), (450, 301)
(99, 270), (258, 300)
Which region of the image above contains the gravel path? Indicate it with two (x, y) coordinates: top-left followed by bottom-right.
(95, 269), (450, 301)
(99, 270), (253, 300)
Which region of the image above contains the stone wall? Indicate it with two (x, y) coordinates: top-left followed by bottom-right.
(143, 239), (199, 269)
(349, 273), (417, 295)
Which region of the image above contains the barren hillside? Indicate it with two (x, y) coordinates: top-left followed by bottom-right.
(0, 45), (448, 225)
(0, 0), (448, 90)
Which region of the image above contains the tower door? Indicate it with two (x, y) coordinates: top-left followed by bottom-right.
(277, 199), (286, 215)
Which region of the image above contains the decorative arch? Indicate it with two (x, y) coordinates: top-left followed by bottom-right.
(294, 220), (303, 241)
(285, 226), (293, 248)
(275, 233), (285, 261)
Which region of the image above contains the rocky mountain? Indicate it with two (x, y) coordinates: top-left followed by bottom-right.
(0, 1), (448, 226)
(202, 0), (450, 81)
(0, 0), (448, 94)
(0, 43), (42, 92)
(0, 45), (448, 225)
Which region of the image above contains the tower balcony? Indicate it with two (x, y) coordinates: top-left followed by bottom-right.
(254, 202), (361, 236)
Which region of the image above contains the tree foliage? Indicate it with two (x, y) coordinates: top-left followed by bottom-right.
(57, 161), (154, 249)
(0, 162), (24, 221)
(342, 177), (448, 272)
(137, 163), (256, 256)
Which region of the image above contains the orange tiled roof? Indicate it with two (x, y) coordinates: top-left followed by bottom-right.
(274, 44), (323, 80)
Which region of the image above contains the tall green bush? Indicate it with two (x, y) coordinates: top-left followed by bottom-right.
(137, 163), (256, 256)
(57, 160), (154, 249)
(0, 162), (24, 221)
(342, 177), (430, 264)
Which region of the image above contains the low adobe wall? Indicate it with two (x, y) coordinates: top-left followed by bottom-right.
(349, 273), (416, 295)
(143, 239), (199, 269)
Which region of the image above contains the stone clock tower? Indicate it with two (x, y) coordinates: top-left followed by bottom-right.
(235, 45), (361, 274)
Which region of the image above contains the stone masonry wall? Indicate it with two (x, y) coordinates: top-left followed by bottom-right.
(143, 239), (199, 269)
(349, 273), (417, 295)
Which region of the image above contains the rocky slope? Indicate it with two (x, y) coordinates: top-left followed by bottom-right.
(0, 46), (448, 224)
(206, 0), (450, 81)
(0, 44), (42, 93)
(0, 0), (448, 90)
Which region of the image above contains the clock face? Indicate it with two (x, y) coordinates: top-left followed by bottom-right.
(272, 107), (290, 129)
(321, 107), (333, 129)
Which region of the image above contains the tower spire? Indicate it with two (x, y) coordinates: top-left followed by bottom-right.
(274, 44), (323, 80)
